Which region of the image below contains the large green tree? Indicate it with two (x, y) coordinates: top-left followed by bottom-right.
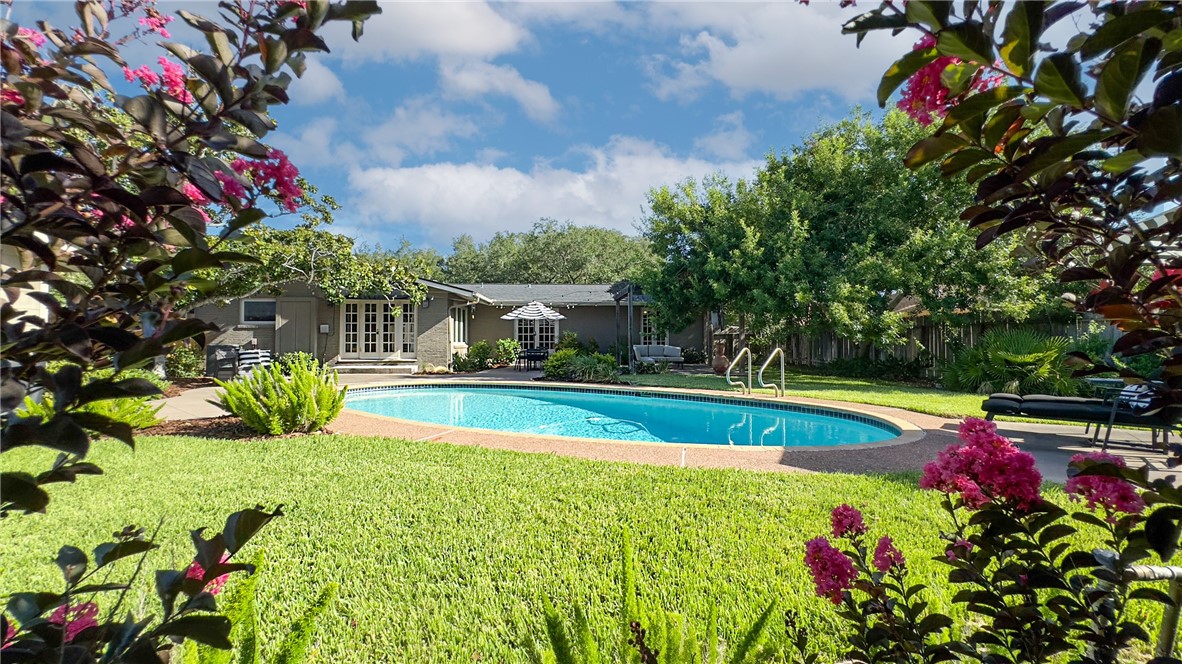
(442, 219), (656, 284)
(642, 110), (1054, 351)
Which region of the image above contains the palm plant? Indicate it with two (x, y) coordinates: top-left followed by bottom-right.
(942, 329), (1080, 396)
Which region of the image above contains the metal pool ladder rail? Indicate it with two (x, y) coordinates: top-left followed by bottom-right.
(726, 347), (752, 394)
(758, 347), (785, 397)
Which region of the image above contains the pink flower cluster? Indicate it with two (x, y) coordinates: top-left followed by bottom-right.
(945, 538), (973, 562)
(17, 27), (47, 47)
(804, 537), (857, 605)
(122, 57), (193, 104)
(897, 35), (1004, 126)
(182, 181), (213, 223)
(215, 171), (248, 199)
(1065, 452), (1145, 517)
(185, 553), (231, 595)
(920, 417), (1042, 510)
(873, 536), (905, 572)
(138, 12), (174, 38)
(232, 149), (303, 212)
(47, 602), (99, 643)
(831, 503), (868, 538)
(1, 87), (24, 106)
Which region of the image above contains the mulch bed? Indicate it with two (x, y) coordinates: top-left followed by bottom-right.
(141, 416), (321, 441)
(141, 416), (258, 440)
(162, 377), (217, 398)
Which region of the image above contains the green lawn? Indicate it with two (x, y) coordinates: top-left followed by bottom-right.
(1, 435), (952, 661)
(625, 371), (986, 419)
(0, 434), (1161, 661)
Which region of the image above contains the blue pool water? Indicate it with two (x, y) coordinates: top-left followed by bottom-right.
(345, 387), (897, 447)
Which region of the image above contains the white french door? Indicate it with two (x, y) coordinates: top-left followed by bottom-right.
(341, 300), (415, 360)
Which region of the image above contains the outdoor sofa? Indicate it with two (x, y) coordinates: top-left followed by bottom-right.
(634, 344), (684, 367)
(981, 391), (1181, 449)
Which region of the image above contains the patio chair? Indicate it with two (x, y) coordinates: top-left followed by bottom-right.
(236, 348), (273, 376)
(522, 347), (548, 371)
(982, 390), (1181, 450)
(206, 345), (239, 380)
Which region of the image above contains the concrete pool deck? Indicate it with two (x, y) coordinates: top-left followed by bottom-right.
(157, 369), (1173, 483)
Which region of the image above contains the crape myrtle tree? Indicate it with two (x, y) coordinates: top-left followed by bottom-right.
(0, 0), (381, 660)
(842, 1), (1181, 406)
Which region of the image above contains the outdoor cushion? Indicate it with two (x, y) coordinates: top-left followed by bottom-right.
(981, 397), (1021, 415)
(988, 393), (1023, 402)
(1019, 401), (1112, 420)
(661, 346), (682, 358)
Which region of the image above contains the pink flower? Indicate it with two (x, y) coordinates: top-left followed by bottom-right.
(233, 149), (303, 212)
(920, 419), (1042, 510)
(185, 553), (231, 595)
(2, 620), (16, 649)
(17, 27), (47, 47)
(138, 13), (173, 38)
(945, 538), (973, 562)
(804, 537), (857, 605)
(1, 88), (24, 106)
(157, 57), (194, 104)
(182, 181), (210, 206)
(830, 504), (868, 539)
(873, 535), (905, 572)
(896, 35), (1004, 126)
(1066, 452), (1145, 517)
(47, 602), (98, 643)
(214, 171), (248, 199)
(123, 65), (161, 88)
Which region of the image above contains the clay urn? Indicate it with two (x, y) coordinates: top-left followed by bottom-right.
(711, 340), (729, 375)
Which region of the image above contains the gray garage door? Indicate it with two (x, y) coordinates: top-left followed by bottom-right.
(275, 299), (315, 355)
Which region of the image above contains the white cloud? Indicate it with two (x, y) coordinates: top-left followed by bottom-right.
(290, 58), (345, 105)
(643, 2), (902, 103)
(363, 97), (480, 165)
(440, 60), (560, 124)
(325, 2), (526, 62)
(268, 117), (363, 171)
(496, 1), (644, 34)
(347, 136), (760, 244)
(693, 111), (756, 160)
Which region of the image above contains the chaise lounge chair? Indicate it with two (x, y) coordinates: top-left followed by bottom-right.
(981, 390), (1181, 450)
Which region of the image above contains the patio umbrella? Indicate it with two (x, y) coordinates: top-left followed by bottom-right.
(500, 301), (566, 321)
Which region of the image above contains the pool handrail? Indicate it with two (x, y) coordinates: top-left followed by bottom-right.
(726, 347), (752, 395)
(758, 347), (785, 397)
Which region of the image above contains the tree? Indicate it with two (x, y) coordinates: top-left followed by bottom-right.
(641, 111), (1053, 352)
(441, 219), (657, 284)
(842, 1), (1180, 406)
(1, 0), (380, 658)
(356, 238), (446, 281)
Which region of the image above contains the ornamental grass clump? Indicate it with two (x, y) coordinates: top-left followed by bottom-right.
(804, 417), (1175, 664)
(216, 360), (346, 435)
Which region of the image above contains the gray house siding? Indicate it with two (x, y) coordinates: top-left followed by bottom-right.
(415, 293), (451, 369)
(466, 304), (703, 354)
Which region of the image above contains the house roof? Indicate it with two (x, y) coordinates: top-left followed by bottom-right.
(451, 283), (619, 306)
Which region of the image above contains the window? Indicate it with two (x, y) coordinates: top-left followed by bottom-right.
(401, 303), (416, 354)
(640, 310), (665, 345)
(450, 307), (468, 345)
(343, 303), (358, 353)
(241, 299), (276, 325)
(515, 319), (559, 350)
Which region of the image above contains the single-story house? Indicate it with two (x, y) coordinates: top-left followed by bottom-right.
(195, 280), (705, 372)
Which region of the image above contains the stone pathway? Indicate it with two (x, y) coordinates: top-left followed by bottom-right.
(157, 370), (1173, 483)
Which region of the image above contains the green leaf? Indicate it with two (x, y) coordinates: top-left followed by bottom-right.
(1034, 53), (1086, 107)
(840, 9), (909, 38)
(207, 30), (234, 66)
(1102, 148), (1146, 173)
(905, 133), (967, 169)
(94, 540), (159, 568)
(56, 545), (88, 584)
(157, 615), (233, 649)
(1095, 37), (1158, 120)
(263, 37), (289, 74)
(943, 85), (1026, 127)
(1138, 106), (1182, 158)
(0, 472), (50, 513)
(938, 22), (995, 64)
(223, 505), (284, 554)
(877, 47), (939, 107)
(941, 61), (979, 97)
(940, 148), (994, 177)
(1000, 1), (1045, 76)
(906, 1), (951, 31)
(1146, 508), (1180, 560)
(1080, 8), (1173, 61)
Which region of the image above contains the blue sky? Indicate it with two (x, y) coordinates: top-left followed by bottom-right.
(22, 1), (906, 251)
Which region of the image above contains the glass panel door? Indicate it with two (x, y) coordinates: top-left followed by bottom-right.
(401, 303), (416, 357)
(362, 302), (379, 357)
(342, 302), (359, 358)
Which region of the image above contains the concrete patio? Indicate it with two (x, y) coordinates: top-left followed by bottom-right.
(156, 369), (1173, 484)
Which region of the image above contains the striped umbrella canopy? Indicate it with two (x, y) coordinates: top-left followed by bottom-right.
(500, 301), (566, 320)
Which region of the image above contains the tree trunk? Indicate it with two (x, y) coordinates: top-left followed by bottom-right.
(738, 311), (748, 351)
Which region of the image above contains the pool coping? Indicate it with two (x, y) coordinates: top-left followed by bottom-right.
(340, 380), (926, 452)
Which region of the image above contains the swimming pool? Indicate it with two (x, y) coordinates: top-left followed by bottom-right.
(345, 385), (899, 447)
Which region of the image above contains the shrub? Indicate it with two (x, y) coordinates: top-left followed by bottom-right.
(822, 354), (931, 383)
(277, 351), (319, 374)
(467, 340), (495, 369)
(570, 353), (619, 383)
(166, 342), (206, 379)
(799, 418), (1170, 664)
(542, 349), (580, 380)
(681, 346), (709, 364)
(216, 361), (346, 435)
(556, 331), (584, 353)
(494, 338), (521, 366)
(633, 360), (670, 375)
(942, 328), (1080, 396)
(18, 393), (164, 431)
